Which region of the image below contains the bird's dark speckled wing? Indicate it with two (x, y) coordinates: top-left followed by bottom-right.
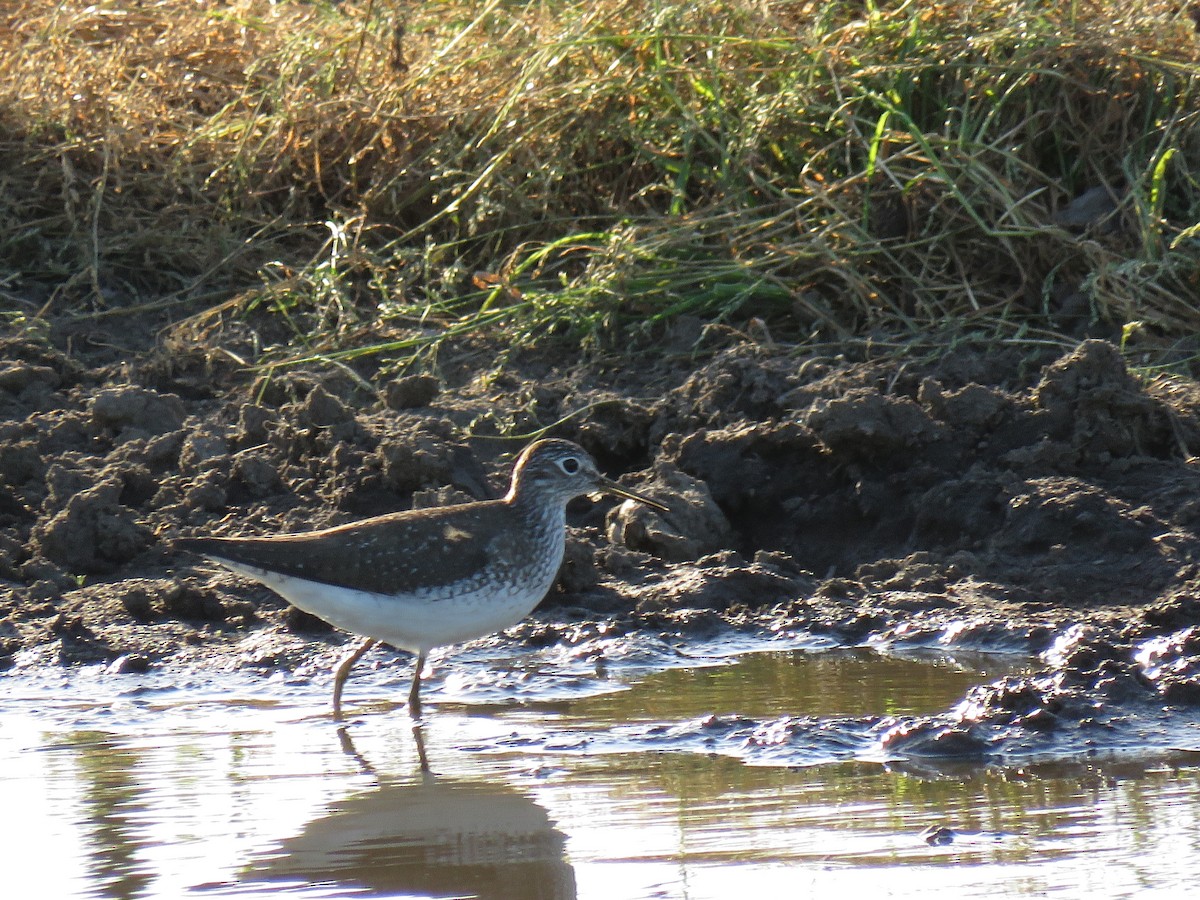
(176, 501), (518, 596)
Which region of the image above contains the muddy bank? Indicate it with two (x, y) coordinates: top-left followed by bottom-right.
(7, 324), (1200, 757)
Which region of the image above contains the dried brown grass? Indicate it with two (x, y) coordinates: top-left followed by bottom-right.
(1, 0), (1199, 370)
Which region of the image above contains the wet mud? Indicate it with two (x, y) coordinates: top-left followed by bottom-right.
(6, 320), (1200, 763)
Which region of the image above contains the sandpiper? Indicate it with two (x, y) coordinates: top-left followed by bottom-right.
(176, 438), (667, 717)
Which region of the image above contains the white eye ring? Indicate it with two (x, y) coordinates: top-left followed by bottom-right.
(560, 457), (580, 474)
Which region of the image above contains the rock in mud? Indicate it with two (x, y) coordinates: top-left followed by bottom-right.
(874, 622), (1170, 761)
(1142, 591), (1200, 630)
(880, 722), (992, 758)
(0, 531), (25, 580)
(184, 469), (229, 512)
(911, 470), (1006, 548)
(118, 580), (161, 622)
(106, 652), (151, 674)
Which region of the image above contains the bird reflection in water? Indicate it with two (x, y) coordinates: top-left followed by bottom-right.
(233, 726), (576, 900)
(336, 720), (431, 775)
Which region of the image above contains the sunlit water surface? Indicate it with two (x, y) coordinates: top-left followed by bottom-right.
(5, 639), (1200, 899)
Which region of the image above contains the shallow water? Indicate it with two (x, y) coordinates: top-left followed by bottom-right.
(5, 639), (1200, 899)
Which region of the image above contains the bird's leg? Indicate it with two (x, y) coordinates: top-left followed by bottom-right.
(408, 650), (427, 718)
(332, 637), (377, 719)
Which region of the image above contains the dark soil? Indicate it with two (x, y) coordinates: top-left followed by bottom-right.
(7, 313), (1200, 755)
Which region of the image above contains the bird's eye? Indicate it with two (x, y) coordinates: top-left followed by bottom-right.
(560, 457), (580, 474)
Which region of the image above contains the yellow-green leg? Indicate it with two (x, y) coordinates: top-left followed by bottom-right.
(408, 651), (427, 717)
(332, 637), (377, 719)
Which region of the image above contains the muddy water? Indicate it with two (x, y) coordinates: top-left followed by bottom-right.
(5, 642), (1200, 899)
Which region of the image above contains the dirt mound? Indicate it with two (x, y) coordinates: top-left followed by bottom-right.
(5, 329), (1200, 675)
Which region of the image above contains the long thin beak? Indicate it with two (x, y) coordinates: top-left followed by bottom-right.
(593, 476), (670, 512)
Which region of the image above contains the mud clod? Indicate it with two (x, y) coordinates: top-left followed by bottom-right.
(0, 441), (44, 486)
(0, 363), (61, 396)
(1034, 339), (1168, 461)
(378, 432), (459, 494)
(806, 389), (945, 461)
(606, 461), (731, 562)
(382, 374), (441, 410)
(232, 452), (282, 498)
(179, 429), (230, 472)
(297, 384), (352, 429)
(160, 582), (229, 622)
(625, 551), (817, 614)
(119, 581), (159, 622)
(91, 386), (185, 438)
(576, 398), (655, 462)
(237, 404), (276, 446)
(33, 478), (151, 574)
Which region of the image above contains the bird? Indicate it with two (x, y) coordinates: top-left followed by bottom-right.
(176, 438), (668, 718)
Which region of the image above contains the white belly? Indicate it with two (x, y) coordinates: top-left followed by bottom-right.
(223, 561), (554, 654)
